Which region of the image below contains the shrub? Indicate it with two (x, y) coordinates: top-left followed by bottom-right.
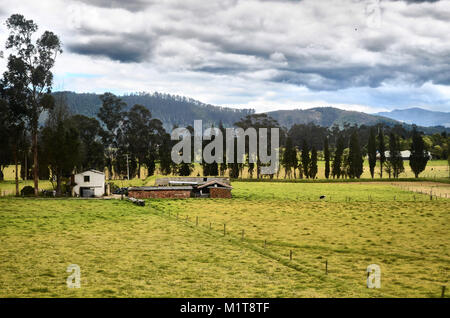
(20, 186), (35, 196)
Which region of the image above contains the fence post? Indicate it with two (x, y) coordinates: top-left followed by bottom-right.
(290, 250), (292, 261)
(224, 224), (226, 236)
(442, 286), (446, 298)
(326, 260), (328, 275)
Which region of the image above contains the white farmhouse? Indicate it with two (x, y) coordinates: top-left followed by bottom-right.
(71, 169), (105, 197)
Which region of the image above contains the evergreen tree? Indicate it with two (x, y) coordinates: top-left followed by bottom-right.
(368, 127), (377, 179)
(309, 146), (318, 179)
(228, 135), (241, 179)
(409, 127), (429, 178)
(123, 104), (153, 179)
(282, 137), (296, 179)
(324, 137), (330, 179)
(97, 93), (126, 179)
(301, 140), (310, 178)
(158, 133), (173, 175)
(41, 102), (81, 196)
(218, 123), (227, 176)
(388, 133), (404, 178)
(378, 128), (386, 178)
(178, 162), (194, 176)
(348, 131), (363, 178)
(3, 14), (62, 195)
(332, 135), (345, 178)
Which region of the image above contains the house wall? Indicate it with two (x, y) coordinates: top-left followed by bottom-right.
(73, 171), (105, 197)
(210, 188), (232, 199)
(128, 189), (191, 199)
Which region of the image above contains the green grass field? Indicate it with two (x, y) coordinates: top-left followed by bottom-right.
(2, 159), (449, 185)
(0, 181), (448, 297)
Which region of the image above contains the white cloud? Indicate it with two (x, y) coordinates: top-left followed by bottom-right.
(0, 0), (448, 113)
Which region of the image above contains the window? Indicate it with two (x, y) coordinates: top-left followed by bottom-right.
(84, 175), (90, 183)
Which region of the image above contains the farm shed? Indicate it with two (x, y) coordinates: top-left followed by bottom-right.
(128, 186), (193, 199)
(196, 180), (233, 198)
(71, 169), (105, 198)
(128, 178), (233, 199)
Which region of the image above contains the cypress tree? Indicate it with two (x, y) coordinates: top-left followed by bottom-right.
(219, 122), (227, 176)
(282, 137), (296, 179)
(409, 127), (429, 178)
(332, 135), (345, 179)
(178, 162), (193, 176)
(348, 131), (363, 178)
(368, 127), (377, 179)
(389, 133), (404, 178)
(324, 137), (330, 179)
(378, 128), (386, 178)
(301, 140), (310, 178)
(309, 146), (318, 179)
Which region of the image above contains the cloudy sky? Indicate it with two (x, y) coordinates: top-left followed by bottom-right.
(0, 0), (449, 113)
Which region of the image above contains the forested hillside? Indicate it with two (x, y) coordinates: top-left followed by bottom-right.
(54, 91), (254, 130)
(54, 91), (450, 135)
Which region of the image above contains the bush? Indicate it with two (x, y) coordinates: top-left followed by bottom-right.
(110, 183), (119, 193)
(20, 186), (35, 196)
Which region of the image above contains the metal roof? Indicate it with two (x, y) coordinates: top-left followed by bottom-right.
(129, 186), (193, 191)
(169, 181), (199, 185)
(75, 169), (105, 175)
(197, 180), (233, 189)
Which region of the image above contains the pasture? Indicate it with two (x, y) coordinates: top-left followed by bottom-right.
(1, 159), (449, 185)
(0, 181), (448, 297)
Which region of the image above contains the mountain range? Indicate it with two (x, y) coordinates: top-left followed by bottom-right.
(376, 108), (450, 128)
(55, 91), (450, 134)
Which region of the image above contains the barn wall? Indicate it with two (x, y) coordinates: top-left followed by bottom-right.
(129, 190), (191, 199)
(73, 171), (105, 197)
(210, 188), (232, 198)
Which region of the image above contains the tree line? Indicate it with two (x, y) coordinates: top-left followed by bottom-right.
(281, 125), (434, 180)
(0, 14), (447, 198)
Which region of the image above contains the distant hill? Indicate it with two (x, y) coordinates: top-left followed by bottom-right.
(54, 91), (254, 130)
(267, 107), (398, 128)
(54, 91), (449, 134)
(376, 108), (450, 128)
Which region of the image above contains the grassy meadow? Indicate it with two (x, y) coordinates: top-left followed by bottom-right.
(1, 159), (449, 187)
(0, 181), (448, 297)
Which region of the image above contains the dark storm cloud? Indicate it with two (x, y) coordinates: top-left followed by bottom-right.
(67, 36), (153, 63)
(61, 0), (450, 91)
(76, 0), (152, 12)
(360, 35), (397, 52)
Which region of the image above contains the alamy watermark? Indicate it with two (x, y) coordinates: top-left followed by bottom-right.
(367, 264), (381, 289)
(67, 264), (81, 289)
(171, 120), (279, 175)
(365, 0), (382, 29)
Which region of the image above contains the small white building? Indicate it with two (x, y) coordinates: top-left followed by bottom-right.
(382, 150), (432, 160)
(71, 169), (105, 198)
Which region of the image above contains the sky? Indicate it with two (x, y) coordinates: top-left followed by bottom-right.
(0, 0), (449, 114)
